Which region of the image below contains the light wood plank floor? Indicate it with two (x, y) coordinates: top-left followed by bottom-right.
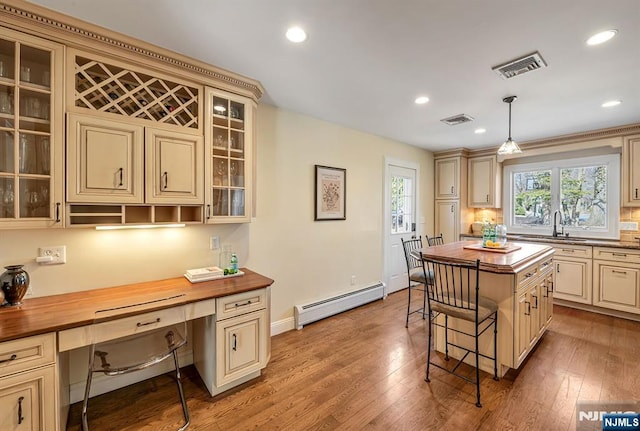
(67, 289), (640, 430)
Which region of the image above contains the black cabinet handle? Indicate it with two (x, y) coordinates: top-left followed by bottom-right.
(163, 171), (168, 189)
(635, 188), (638, 199)
(118, 167), (123, 187)
(532, 295), (538, 309)
(556, 264), (560, 273)
(232, 334), (237, 351)
(525, 301), (531, 316)
(206, 204), (211, 219)
(18, 396), (24, 424)
(55, 202), (61, 223)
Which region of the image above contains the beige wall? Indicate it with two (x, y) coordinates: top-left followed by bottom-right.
(246, 105), (434, 322)
(0, 103), (434, 326)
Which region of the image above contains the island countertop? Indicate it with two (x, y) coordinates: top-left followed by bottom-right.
(418, 240), (555, 274)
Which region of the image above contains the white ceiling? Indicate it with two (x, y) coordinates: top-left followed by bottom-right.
(28, 0), (640, 152)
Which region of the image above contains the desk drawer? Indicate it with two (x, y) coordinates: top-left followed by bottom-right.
(59, 306), (185, 352)
(216, 289), (267, 321)
(0, 333), (55, 378)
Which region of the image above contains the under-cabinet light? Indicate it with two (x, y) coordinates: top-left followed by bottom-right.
(95, 223), (186, 231)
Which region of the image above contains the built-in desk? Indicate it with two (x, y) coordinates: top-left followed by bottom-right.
(0, 268), (273, 430)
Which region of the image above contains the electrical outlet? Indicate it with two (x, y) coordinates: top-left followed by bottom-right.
(210, 236), (220, 250)
(38, 245), (66, 265)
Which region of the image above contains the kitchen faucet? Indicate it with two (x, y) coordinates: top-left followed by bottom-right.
(552, 210), (563, 237)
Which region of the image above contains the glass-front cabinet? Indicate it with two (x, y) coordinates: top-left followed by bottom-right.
(0, 27), (63, 228)
(205, 88), (254, 223)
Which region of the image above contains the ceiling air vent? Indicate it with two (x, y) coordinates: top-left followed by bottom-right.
(492, 51), (547, 79)
(440, 114), (474, 126)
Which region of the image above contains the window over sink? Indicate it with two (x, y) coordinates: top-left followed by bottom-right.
(503, 154), (620, 239)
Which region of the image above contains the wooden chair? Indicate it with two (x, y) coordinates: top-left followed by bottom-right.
(420, 257), (498, 407)
(426, 233), (445, 246)
(81, 317), (190, 430)
(401, 237), (429, 328)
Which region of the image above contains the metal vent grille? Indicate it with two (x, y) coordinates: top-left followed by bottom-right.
(492, 51), (547, 79)
(440, 114), (474, 126)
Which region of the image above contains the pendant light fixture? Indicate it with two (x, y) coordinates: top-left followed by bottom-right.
(497, 96), (522, 155)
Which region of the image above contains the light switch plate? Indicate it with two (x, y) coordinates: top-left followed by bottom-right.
(620, 222), (639, 231)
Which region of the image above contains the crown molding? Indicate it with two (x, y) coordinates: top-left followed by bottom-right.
(0, 0), (264, 100)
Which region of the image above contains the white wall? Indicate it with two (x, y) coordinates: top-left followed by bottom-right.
(0, 103), (433, 326)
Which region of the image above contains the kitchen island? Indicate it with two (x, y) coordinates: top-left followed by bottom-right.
(417, 240), (555, 377)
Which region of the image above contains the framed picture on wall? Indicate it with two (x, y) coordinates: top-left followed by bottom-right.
(314, 165), (346, 221)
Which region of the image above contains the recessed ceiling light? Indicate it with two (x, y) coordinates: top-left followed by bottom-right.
(586, 30), (618, 46)
(414, 96), (429, 105)
(286, 27), (307, 43)
(474, 128), (486, 134)
(601, 100), (622, 108)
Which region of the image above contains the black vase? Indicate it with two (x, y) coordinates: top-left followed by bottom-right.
(1, 265), (30, 306)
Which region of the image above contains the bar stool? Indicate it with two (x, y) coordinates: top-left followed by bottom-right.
(426, 233), (444, 246)
(401, 237), (428, 327)
(420, 257), (499, 407)
(81, 316), (190, 430)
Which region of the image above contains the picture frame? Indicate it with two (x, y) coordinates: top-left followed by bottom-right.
(314, 165), (346, 221)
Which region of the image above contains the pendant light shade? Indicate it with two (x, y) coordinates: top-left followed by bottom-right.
(497, 96), (522, 155)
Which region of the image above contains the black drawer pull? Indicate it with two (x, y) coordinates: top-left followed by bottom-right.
(234, 300), (252, 307)
(136, 318), (161, 327)
(0, 353), (17, 364)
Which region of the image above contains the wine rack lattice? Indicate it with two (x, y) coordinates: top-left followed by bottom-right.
(74, 57), (199, 128)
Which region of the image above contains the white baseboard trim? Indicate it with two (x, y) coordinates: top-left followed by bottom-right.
(69, 350), (193, 404)
(271, 317), (295, 335)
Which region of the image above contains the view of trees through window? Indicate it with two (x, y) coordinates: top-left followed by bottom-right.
(513, 165), (608, 228)
(391, 175), (413, 234)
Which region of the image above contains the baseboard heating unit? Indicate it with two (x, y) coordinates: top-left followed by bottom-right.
(294, 282), (385, 330)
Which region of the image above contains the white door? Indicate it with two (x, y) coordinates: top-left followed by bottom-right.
(384, 159), (419, 294)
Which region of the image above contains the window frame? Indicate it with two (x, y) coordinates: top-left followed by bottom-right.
(502, 154), (620, 239)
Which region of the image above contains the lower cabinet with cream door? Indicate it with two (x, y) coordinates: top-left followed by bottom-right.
(435, 200), (459, 244)
(0, 333), (57, 431)
(552, 245), (592, 304)
(593, 247), (640, 315)
(192, 288), (270, 396)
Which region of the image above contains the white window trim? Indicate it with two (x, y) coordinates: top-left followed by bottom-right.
(502, 154), (620, 239)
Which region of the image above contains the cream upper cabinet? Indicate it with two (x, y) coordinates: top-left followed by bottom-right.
(468, 155), (501, 208)
(622, 135), (640, 206)
(0, 27), (64, 229)
(67, 113), (144, 203)
(435, 157), (460, 199)
(204, 88), (254, 223)
(145, 128), (203, 204)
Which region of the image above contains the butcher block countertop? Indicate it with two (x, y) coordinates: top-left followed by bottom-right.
(418, 240), (555, 274)
(0, 268), (274, 343)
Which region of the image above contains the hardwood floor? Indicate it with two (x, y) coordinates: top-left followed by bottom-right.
(66, 290), (640, 430)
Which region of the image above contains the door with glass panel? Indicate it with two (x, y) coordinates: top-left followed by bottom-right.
(0, 28), (63, 228)
(386, 163), (418, 294)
